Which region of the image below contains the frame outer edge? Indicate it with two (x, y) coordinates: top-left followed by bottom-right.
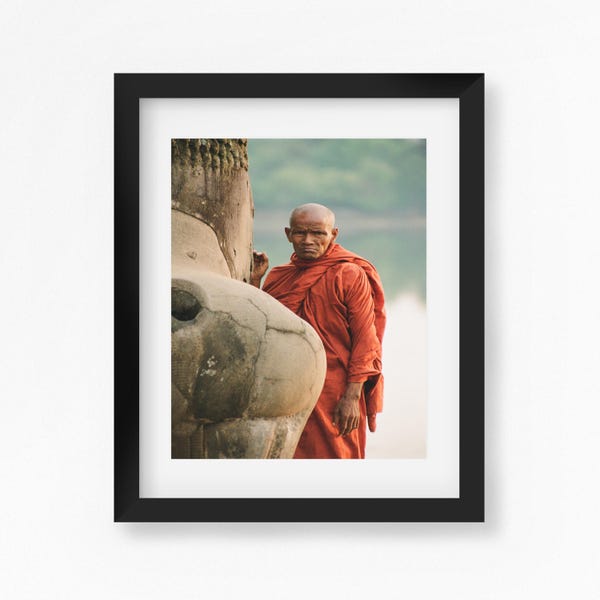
(458, 74), (485, 522)
(113, 73), (485, 523)
(114, 74), (142, 521)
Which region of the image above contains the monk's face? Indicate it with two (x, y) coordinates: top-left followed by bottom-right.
(285, 211), (338, 260)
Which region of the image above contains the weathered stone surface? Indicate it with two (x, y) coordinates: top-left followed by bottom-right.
(172, 210), (230, 278)
(189, 413), (312, 459)
(247, 329), (323, 418)
(171, 272), (326, 457)
(172, 139), (253, 282)
(171, 138), (327, 459)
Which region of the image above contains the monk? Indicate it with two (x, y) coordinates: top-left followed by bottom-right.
(251, 203), (385, 458)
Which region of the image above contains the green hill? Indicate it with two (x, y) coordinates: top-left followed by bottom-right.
(248, 139), (425, 214)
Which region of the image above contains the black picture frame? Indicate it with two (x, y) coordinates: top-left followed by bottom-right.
(114, 73), (484, 523)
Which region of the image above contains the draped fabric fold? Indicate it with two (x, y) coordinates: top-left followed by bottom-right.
(262, 243), (386, 458)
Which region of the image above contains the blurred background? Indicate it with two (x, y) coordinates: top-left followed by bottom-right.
(248, 139), (427, 458)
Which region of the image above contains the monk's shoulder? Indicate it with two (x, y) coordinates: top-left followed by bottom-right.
(263, 264), (294, 290)
(332, 261), (367, 280)
(265, 263), (292, 278)
(268, 264), (288, 274)
(328, 262), (369, 294)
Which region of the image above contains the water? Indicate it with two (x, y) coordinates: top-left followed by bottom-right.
(367, 293), (427, 458)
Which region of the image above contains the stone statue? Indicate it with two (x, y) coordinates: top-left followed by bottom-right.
(171, 139), (326, 458)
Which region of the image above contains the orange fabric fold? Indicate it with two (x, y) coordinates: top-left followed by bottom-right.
(262, 243), (386, 458)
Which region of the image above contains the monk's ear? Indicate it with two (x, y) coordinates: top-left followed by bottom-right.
(331, 227), (339, 241)
(284, 227), (292, 242)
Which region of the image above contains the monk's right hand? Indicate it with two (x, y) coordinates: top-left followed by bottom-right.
(251, 251), (269, 287)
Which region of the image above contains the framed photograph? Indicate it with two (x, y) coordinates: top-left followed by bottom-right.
(115, 73), (484, 522)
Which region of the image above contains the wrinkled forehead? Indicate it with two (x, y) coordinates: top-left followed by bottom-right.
(289, 210), (334, 230)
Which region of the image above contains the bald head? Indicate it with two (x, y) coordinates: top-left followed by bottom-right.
(285, 203), (339, 260)
(289, 203), (335, 229)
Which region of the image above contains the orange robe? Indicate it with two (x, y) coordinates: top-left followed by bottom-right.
(262, 243), (386, 458)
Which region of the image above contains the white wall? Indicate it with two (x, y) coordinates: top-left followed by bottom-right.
(1, 1), (599, 598)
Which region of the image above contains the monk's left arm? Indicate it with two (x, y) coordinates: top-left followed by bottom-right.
(332, 267), (381, 435)
(344, 267), (381, 384)
(333, 381), (364, 436)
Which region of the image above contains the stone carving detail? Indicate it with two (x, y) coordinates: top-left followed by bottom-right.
(171, 139), (326, 458)
(172, 139), (253, 282)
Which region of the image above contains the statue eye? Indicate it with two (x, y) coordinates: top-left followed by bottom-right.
(171, 288), (202, 321)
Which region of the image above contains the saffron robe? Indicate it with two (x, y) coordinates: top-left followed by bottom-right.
(262, 243), (385, 458)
